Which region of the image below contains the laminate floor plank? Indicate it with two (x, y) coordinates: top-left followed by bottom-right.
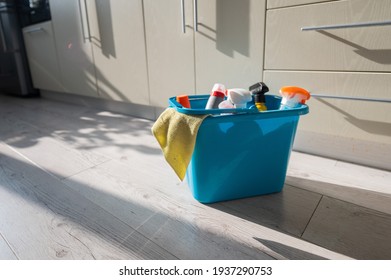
(0, 95), (159, 162)
(63, 158), (348, 260)
(302, 196), (391, 259)
(61, 160), (274, 259)
(0, 233), (17, 260)
(0, 112), (110, 180)
(0, 141), (176, 260)
(214, 185), (322, 237)
(287, 152), (391, 215)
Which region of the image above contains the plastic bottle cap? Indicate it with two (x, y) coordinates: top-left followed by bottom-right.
(176, 95), (191, 108)
(211, 83), (226, 98)
(279, 86), (310, 104)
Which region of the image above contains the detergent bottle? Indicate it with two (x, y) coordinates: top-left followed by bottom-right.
(205, 83), (226, 109)
(279, 86), (310, 109)
(226, 88), (252, 108)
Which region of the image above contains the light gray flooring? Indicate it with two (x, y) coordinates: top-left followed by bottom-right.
(0, 93), (390, 260)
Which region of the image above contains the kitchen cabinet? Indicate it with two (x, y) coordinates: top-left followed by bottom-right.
(143, 0), (196, 107)
(264, 0), (391, 170)
(22, 21), (63, 92)
(267, 0), (337, 9)
(144, 0), (265, 108)
(49, 0), (98, 98)
(265, 0), (391, 71)
(86, 0), (150, 105)
(195, 0), (265, 93)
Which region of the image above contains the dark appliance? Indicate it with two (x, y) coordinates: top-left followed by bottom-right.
(0, 0), (44, 96)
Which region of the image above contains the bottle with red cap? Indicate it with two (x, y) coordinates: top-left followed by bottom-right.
(205, 83), (226, 109)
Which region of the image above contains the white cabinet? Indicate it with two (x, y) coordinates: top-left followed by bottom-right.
(194, 0), (265, 93)
(49, 0), (98, 98)
(144, 0), (265, 108)
(144, 0), (195, 107)
(265, 0), (391, 71)
(86, 0), (150, 105)
(22, 21), (62, 92)
(267, 0), (337, 9)
(264, 0), (391, 170)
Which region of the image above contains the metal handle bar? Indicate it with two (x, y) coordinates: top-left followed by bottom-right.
(301, 20), (391, 31)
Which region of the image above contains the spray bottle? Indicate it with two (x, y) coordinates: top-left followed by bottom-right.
(205, 83), (226, 109)
(279, 86), (310, 109)
(226, 88), (252, 108)
(249, 82), (269, 112)
(218, 88), (253, 110)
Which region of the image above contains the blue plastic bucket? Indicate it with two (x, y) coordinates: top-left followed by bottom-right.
(169, 94), (309, 203)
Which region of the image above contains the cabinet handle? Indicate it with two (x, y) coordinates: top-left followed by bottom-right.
(301, 20), (391, 31)
(193, 0), (198, 32)
(78, 0), (91, 42)
(23, 27), (44, 34)
(0, 17), (7, 52)
(312, 94), (391, 103)
(181, 0), (186, 33)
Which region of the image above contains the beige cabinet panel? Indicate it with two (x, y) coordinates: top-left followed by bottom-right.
(195, 0), (265, 93)
(264, 70), (391, 170)
(144, 0), (195, 108)
(49, 0), (98, 97)
(267, 0), (337, 9)
(265, 0), (391, 71)
(87, 0), (150, 105)
(144, 0), (265, 108)
(22, 21), (63, 92)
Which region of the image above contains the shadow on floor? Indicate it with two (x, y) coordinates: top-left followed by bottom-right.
(0, 151), (275, 260)
(253, 238), (327, 260)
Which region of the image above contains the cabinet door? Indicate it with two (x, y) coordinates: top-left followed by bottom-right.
(264, 70), (391, 170)
(144, 0), (195, 108)
(86, 0), (150, 105)
(22, 21), (63, 92)
(49, 0), (98, 97)
(195, 0), (265, 93)
(265, 0), (391, 71)
(267, 0), (337, 9)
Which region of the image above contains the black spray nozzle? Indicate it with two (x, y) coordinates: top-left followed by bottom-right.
(249, 82), (269, 103)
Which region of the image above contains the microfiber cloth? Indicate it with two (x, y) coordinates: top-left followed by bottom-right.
(151, 108), (209, 180)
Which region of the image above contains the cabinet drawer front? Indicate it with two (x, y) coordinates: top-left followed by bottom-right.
(267, 0), (336, 9)
(264, 70), (391, 170)
(265, 0), (391, 71)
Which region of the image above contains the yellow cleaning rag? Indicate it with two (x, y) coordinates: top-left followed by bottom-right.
(151, 108), (209, 180)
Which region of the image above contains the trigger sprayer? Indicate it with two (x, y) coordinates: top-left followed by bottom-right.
(218, 88), (252, 110)
(226, 88), (252, 108)
(279, 86), (310, 109)
(249, 82), (269, 112)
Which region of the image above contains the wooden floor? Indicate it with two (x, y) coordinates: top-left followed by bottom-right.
(1, 93), (390, 260)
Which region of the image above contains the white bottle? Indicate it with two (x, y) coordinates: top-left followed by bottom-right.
(226, 88), (252, 108)
(279, 86), (310, 110)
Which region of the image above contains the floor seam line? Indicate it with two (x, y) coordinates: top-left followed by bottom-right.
(301, 195), (323, 238)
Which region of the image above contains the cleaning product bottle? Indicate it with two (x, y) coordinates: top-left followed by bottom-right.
(279, 86), (310, 109)
(205, 83), (226, 109)
(218, 100), (235, 109)
(226, 88), (252, 108)
(249, 82), (269, 112)
(176, 95), (191, 108)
